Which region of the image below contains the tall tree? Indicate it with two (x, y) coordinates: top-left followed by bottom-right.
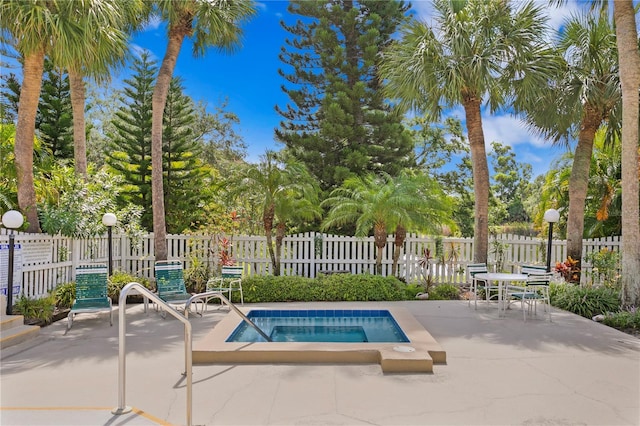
(489, 142), (533, 224)
(276, 0), (415, 193)
(151, 0), (256, 261)
(380, 0), (553, 263)
(105, 52), (156, 230)
(162, 77), (210, 234)
(0, 0), (136, 231)
(613, 0), (640, 307)
(36, 59), (74, 161)
(518, 11), (621, 276)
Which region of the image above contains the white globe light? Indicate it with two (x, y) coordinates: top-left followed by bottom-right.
(102, 213), (117, 227)
(2, 210), (24, 229)
(543, 209), (560, 223)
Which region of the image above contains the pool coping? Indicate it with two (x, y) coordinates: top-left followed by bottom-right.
(193, 307), (446, 373)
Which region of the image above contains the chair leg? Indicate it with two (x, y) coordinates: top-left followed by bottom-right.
(67, 312), (73, 330)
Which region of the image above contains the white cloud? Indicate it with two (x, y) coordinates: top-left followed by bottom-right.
(129, 44), (159, 62)
(482, 113), (547, 149)
(143, 14), (162, 31)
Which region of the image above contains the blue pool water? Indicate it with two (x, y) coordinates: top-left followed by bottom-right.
(226, 310), (410, 343)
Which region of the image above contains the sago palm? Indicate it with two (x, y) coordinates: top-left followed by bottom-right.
(150, 0), (256, 260)
(380, 0), (554, 263)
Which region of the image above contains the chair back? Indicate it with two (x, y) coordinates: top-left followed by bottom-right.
(75, 264), (109, 300)
(155, 260), (187, 294)
(521, 264), (548, 276)
(221, 266), (243, 280)
(467, 263), (488, 278)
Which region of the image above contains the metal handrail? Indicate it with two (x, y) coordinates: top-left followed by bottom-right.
(185, 291), (272, 342)
(112, 282), (193, 426)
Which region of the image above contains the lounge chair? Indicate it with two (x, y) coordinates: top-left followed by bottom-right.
(154, 260), (192, 315)
(68, 263), (113, 330)
(206, 265), (244, 307)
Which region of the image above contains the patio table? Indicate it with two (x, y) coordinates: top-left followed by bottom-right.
(474, 272), (529, 317)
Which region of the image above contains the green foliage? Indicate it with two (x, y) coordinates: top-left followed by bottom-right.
(53, 282), (75, 309)
(602, 308), (640, 332)
(37, 59), (74, 160)
(404, 283), (424, 299)
(13, 295), (56, 324)
(428, 284), (461, 300)
(276, 0), (414, 193)
(489, 142), (533, 224)
(584, 249), (621, 290)
(243, 274), (406, 303)
(183, 259), (211, 294)
(108, 271), (152, 303)
(551, 283), (620, 319)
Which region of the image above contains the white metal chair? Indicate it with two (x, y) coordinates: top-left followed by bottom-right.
(507, 264), (552, 321)
(206, 265), (244, 307)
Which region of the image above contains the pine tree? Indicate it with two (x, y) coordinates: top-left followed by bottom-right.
(275, 0), (414, 193)
(0, 72), (21, 124)
(162, 77), (209, 234)
(105, 52), (156, 229)
(36, 59), (74, 160)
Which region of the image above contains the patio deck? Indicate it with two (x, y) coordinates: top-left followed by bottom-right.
(1, 300), (639, 425)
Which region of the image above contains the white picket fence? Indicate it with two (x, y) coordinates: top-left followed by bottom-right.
(0, 230), (622, 299)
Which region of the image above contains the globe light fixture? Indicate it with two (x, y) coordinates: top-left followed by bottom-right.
(2, 210), (24, 315)
(544, 209), (560, 273)
(102, 213), (117, 276)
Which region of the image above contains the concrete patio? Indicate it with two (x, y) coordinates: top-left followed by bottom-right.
(1, 300), (639, 425)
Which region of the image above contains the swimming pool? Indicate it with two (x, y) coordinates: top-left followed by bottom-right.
(193, 306), (446, 373)
(227, 310), (410, 343)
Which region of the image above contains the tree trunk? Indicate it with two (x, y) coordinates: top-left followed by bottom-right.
(263, 203), (278, 275)
(391, 225), (406, 277)
(275, 222), (286, 277)
(374, 223), (386, 275)
(15, 50), (45, 233)
(68, 70), (87, 178)
(151, 28), (185, 261)
(463, 97), (489, 263)
(566, 107), (600, 279)
(614, 0), (640, 307)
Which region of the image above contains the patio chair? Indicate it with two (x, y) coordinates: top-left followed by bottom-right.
(206, 265), (244, 308)
(154, 260), (192, 316)
(68, 263), (113, 330)
(467, 263), (489, 309)
(507, 264), (552, 321)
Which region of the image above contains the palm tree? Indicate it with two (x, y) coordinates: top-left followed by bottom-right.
(322, 171), (453, 276)
(53, 1), (147, 178)
(234, 152), (320, 276)
(612, 1), (640, 307)
(380, 0), (553, 264)
(519, 11), (620, 277)
(150, 0), (256, 261)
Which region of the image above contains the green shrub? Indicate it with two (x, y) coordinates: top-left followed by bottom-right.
(243, 274), (406, 303)
(602, 308), (640, 332)
(184, 260), (211, 294)
(405, 283), (424, 299)
(428, 284), (461, 300)
(551, 283), (620, 319)
(53, 282), (75, 309)
(13, 294), (56, 324)
(108, 271), (152, 303)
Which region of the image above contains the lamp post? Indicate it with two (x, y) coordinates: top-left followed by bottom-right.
(102, 213), (117, 276)
(544, 208), (560, 273)
(2, 210), (24, 315)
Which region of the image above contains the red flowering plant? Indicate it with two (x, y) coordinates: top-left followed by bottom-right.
(217, 236), (236, 266)
(555, 256), (580, 283)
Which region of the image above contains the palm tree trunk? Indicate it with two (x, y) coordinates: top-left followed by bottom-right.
(391, 225), (406, 277)
(613, 0), (640, 307)
(374, 223), (387, 275)
(15, 50), (45, 233)
(566, 108), (600, 279)
(275, 222), (285, 276)
(263, 203), (278, 275)
(463, 97), (489, 263)
(151, 27), (186, 261)
(69, 70), (87, 178)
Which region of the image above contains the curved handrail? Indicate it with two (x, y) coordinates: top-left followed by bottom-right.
(112, 282), (193, 426)
(185, 291), (272, 342)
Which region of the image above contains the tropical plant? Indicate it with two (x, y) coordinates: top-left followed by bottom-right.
(518, 11), (621, 280)
(380, 0), (553, 263)
(552, 284), (620, 319)
(428, 284), (460, 301)
(322, 171), (453, 275)
(584, 249), (621, 290)
(150, 0), (256, 261)
(53, 282), (76, 309)
(13, 294), (56, 324)
(233, 151), (320, 276)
